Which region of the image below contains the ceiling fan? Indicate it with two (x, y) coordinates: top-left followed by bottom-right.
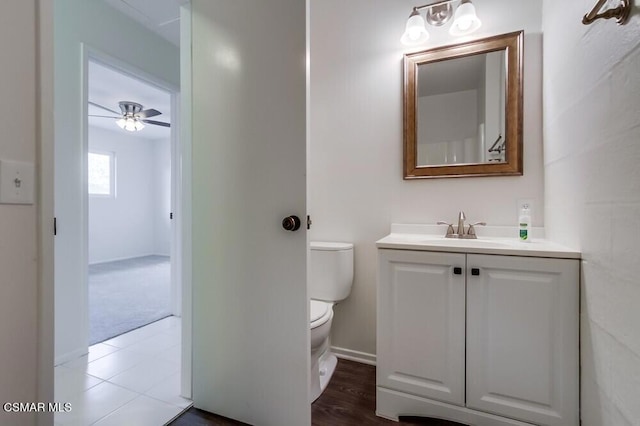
(89, 101), (170, 132)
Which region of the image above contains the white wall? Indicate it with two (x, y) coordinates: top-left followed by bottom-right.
(542, 2), (640, 425)
(309, 0), (543, 357)
(88, 126), (170, 264)
(154, 137), (171, 256)
(54, 0), (179, 361)
(0, 1), (39, 424)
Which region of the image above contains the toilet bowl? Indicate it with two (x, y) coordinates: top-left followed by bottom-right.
(310, 300), (336, 402)
(308, 242), (354, 402)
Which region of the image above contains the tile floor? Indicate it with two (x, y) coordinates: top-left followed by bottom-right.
(54, 316), (192, 426)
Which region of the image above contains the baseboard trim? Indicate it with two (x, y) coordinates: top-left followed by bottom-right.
(89, 253), (169, 265)
(331, 346), (376, 366)
(55, 347), (87, 366)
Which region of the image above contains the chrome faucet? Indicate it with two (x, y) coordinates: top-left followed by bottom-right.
(456, 211), (466, 236)
(438, 211), (486, 239)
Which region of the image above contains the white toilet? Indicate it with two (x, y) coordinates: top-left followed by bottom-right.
(309, 241), (354, 402)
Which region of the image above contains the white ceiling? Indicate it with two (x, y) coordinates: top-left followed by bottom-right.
(88, 60), (172, 140)
(89, 0), (180, 139)
(102, 0), (184, 46)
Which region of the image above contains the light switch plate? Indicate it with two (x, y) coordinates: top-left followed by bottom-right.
(0, 160), (35, 205)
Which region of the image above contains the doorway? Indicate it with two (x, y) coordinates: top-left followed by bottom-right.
(49, 1), (193, 423)
(52, 50), (190, 425)
(86, 58), (174, 345)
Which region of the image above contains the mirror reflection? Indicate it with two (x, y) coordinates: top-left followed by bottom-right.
(416, 51), (506, 166)
(403, 31), (523, 179)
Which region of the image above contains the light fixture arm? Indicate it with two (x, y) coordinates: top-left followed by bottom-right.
(411, 0), (458, 14)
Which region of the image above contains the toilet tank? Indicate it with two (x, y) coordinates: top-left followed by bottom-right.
(309, 241), (354, 302)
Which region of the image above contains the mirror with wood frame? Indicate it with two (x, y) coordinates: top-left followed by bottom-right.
(404, 31), (523, 179)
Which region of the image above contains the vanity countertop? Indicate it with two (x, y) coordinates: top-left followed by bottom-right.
(376, 224), (581, 259)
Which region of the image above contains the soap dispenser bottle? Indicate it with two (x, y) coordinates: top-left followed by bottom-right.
(519, 204), (531, 242)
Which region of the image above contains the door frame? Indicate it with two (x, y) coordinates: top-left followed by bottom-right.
(37, 1), (56, 423)
(178, 1), (193, 398)
(83, 44), (183, 328)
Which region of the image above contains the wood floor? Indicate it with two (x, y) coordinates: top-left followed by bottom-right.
(169, 359), (464, 426)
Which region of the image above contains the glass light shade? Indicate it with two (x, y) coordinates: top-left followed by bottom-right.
(449, 1), (481, 36)
(401, 12), (429, 46)
(116, 117), (145, 132)
(133, 120), (145, 131)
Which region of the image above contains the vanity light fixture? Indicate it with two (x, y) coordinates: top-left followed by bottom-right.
(401, 8), (430, 45)
(401, 0), (482, 46)
(448, 0), (482, 36)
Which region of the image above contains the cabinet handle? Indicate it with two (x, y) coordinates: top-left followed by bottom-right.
(453, 267), (462, 275)
(471, 268), (480, 276)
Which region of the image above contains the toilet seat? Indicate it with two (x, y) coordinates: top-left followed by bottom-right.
(310, 300), (332, 329)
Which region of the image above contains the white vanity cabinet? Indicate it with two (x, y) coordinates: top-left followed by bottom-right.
(377, 247), (579, 426)
(377, 250), (466, 406)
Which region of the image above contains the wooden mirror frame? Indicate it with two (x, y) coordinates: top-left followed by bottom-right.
(403, 31), (524, 179)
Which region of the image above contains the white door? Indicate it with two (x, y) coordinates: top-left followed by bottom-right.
(190, 1), (309, 425)
(377, 249), (466, 406)
(466, 254), (579, 426)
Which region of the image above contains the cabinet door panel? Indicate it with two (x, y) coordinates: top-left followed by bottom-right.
(466, 254), (578, 426)
(378, 250), (465, 406)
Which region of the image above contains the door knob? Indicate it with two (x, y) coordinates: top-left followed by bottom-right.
(282, 215), (301, 231)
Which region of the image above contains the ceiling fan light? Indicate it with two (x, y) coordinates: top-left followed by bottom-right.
(116, 116), (144, 132)
(133, 120), (145, 131)
(450, 0), (481, 36)
(123, 118), (137, 132)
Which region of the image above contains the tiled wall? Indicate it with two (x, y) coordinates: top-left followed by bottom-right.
(542, 1), (640, 424)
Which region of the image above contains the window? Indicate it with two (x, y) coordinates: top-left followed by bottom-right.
(88, 151), (115, 196)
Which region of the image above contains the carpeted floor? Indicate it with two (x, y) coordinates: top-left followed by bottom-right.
(89, 255), (171, 345)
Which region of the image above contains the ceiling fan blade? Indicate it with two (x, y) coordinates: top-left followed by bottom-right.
(138, 108), (162, 119)
(89, 114), (120, 119)
(142, 119), (171, 128)
(89, 101), (120, 115)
